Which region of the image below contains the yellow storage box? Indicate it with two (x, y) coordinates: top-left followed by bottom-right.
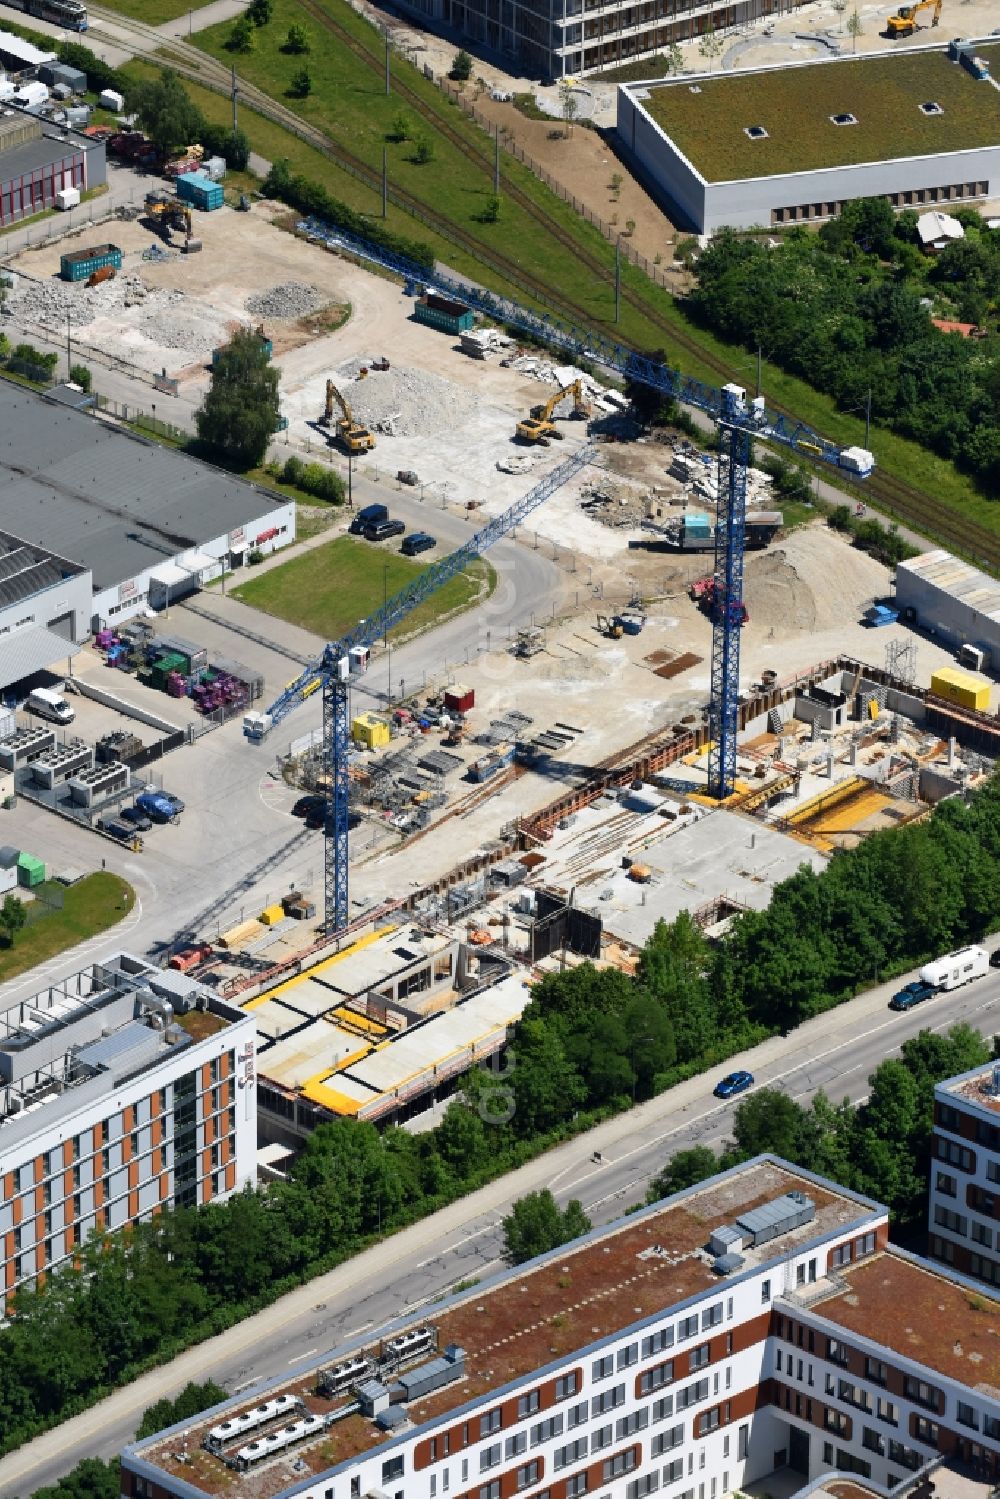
(352, 712), (390, 749)
(259, 904), (285, 926)
(930, 667), (990, 713)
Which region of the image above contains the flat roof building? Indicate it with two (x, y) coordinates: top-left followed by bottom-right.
(928, 1061), (1000, 1291)
(0, 111), (105, 228)
(895, 550), (1000, 667)
(616, 42), (1000, 232)
(120, 1156), (1000, 1499)
(0, 527), (90, 689)
(0, 379), (295, 631)
(0, 952), (256, 1302)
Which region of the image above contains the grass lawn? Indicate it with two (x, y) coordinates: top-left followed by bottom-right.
(640, 51), (999, 180)
(94, 0), (197, 22)
(232, 535), (494, 641)
(0, 872), (135, 983)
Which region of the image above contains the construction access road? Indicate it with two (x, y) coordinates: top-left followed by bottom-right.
(1, 968), (997, 1498)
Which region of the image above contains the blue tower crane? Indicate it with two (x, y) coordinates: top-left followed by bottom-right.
(248, 218), (875, 930)
(246, 445), (596, 933)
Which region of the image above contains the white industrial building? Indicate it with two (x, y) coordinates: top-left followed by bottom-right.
(895, 550), (1000, 669)
(121, 1155), (1000, 1499)
(0, 952), (256, 1301)
(0, 380), (295, 633)
(0, 529), (91, 691)
(617, 40), (1000, 233)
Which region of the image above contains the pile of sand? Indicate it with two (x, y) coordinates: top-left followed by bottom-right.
(743, 525), (891, 633)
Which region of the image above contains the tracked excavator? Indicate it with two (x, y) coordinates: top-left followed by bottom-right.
(320, 379), (376, 453)
(515, 378), (592, 445)
(144, 191), (193, 243)
(886, 0), (940, 38)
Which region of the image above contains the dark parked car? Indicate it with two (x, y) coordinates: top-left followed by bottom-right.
(365, 518), (406, 543)
(97, 816), (139, 843)
(401, 531), (436, 557)
(990, 949), (1000, 967)
(889, 979), (937, 1012)
(713, 1070), (754, 1100)
(120, 805), (153, 832)
(136, 790), (184, 823)
(349, 503), (388, 536)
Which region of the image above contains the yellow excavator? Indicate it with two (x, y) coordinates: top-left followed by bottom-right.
(886, 0), (940, 38)
(320, 379), (376, 454)
(515, 379), (593, 445)
(143, 191), (193, 243)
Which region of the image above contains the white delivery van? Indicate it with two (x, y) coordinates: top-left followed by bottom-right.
(25, 686), (75, 725)
(919, 944), (989, 991)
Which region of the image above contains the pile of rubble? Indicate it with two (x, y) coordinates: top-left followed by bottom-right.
(342, 365), (477, 437)
(579, 477), (654, 529)
(506, 354), (629, 417)
(6, 272), (230, 353)
(245, 281), (327, 319)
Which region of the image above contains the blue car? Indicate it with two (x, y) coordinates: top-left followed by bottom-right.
(714, 1070), (754, 1100)
(136, 790), (184, 824)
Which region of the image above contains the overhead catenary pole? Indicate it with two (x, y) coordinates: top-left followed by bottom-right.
(614, 237), (621, 324)
(756, 345), (762, 399)
(866, 387), (871, 451)
(385, 30), (390, 94)
(494, 127), (500, 196)
(231, 63), (238, 132)
(382, 146), (388, 218)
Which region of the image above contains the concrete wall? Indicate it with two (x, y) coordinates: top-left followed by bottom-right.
(617, 85), (706, 232)
(895, 566), (1000, 661)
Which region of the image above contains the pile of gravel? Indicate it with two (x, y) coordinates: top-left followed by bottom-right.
(7, 273), (230, 354)
(343, 366), (477, 438)
(245, 281), (326, 319)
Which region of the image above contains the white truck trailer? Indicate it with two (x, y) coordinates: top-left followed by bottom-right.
(919, 945), (989, 992)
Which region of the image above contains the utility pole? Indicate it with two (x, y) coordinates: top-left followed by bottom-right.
(382, 146), (388, 218)
(231, 64), (238, 132)
(614, 237), (621, 324)
(756, 345), (762, 399)
(494, 127), (500, 195)
(865, 387), (871, 451)
(66, 309), (71, 379)
(385, 30), (390, 95)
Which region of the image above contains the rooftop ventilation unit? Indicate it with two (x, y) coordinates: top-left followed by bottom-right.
(830, 112), (857, 126)
(709, 1225), (744, 1257)
(381, 1324), (436, 1366)
(734, 1192), (815, 1247)
(204, 1393), (302, 1452)
(712, 1251), (745, 1275)
(984, 1063), (1000, 1098)
(317, 1353), (375, 1399)
(397, 1345), (466, 1403)
(233, 1414), (326, 1471)
(744, 124), (768, 139)
(920, 100), (943, 114)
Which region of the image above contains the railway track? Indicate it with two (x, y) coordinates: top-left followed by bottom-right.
(90, 3), (1000, 568)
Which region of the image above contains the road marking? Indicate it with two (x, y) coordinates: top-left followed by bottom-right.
(416, 1221), (498, 1268)
(339, 1321), (374, 1340)
(232, 1378), (259, 1394)
(288, 1347), (318, 1364)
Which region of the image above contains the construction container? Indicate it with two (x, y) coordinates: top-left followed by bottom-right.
(352, 712), (391, 750)
(17, 851), (45, 888)
(469, 743), (514, 782)
(444, 685), (474, 714)
(259, 904), (284, 926)
(60, 243), (122, 283)
(40, 60), (86, 91)
(201, 154), (227, 181)
(98, 87), (124, 111)
(55, 186), (81, 211)
(174, 171), (224, 211)
(414, 292), (474, 335)
(930, 666), (991, 712)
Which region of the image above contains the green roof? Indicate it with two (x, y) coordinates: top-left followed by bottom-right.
(636, 46), (1000, 182)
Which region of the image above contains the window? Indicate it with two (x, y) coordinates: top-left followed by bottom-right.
(775, 1351), (782, 1374)
(616, 1410), (648, 1440)
(603, 1451), (638, 1480)
(913, 1418), (938, 1445)
(745, 124), (768, 139)
(676, 1379), (709, 1411)
(531, 1416), (564, 1446)
(506, 1433), (527, 1460)
(479, 1483), (500, 1499)
(518, 1391), (540, 1418)
(877, 1398), (898, 1426)
(824, 1411), (849, 1437)
(556, 1372), (579, 1400)
(568, 1402), (588, 1429)
(988, 1161), (1000, 1185)
(888, 1441), (922, 1472)
(934, 1205), (968, 1236)
(689, 1343), (710, 1373)
(956, 1402), (978, 1431)
(826, 1338), (850, 1367)
(382, 1458), (404, 1483)
(971, 1222), (993, 1247)
(652, 1396), (674, 1423)
(479, 1409), (501, 1438)
(865, 1358), (887, 1386)
(984, 1413), (1000, 1441)
(938, 1102), (961, 1130)
(701, 1303), (722, 1329)
(591, 1385), (624, 1417)
(592, 1424), (613, 1451)
(592, 1355), (614, 1381)
(829, 1242), (852, 1269)
(627, 1477), (659, 1499)
(479, 1445), (501, 1473)
(856, 1231), (876, 1258)
(903, 1377), (939, 1412)
(862, 1428), (885, 1456)
(643, 1328), (674, 1358)
(678, 1315), (699, 1340)
(516, 1463), (540, 1490)
(935, 1136), (975, 1172)
(830, 111), (858, 125)
(640, 1361), (674, 1395)
(761, 1280), (771, 1303)
(698, 1409), (720, 1436)
(618, 1342), (638, 1370)
(652, 1425), (685, 1456)
(567, 1477), (588, 1499)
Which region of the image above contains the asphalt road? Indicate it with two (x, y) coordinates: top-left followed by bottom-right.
(1, 965), (997, 1498)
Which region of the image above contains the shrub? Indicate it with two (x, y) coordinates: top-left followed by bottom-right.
(69, 363), (92, 392)
(449, 48), (472, 81)
(282, 22), (309, 52)
(226, 14), (255, 52)
(289, 67), (311, 98)
(413, 136), (434, 165)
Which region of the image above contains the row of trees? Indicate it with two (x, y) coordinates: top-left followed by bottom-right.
(690, 204), (1000, 493)
(650, 1023), (993, 1233)
(6, 776), (1000, 1454)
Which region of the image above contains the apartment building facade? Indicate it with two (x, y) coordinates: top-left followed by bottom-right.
(0, 952), (256, 1300)
(121, 1158), (1000, 1499)
(928, 1062), (1000, 1290)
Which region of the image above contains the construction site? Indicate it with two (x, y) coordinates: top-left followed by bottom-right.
(3, 190), (1000, 1147)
